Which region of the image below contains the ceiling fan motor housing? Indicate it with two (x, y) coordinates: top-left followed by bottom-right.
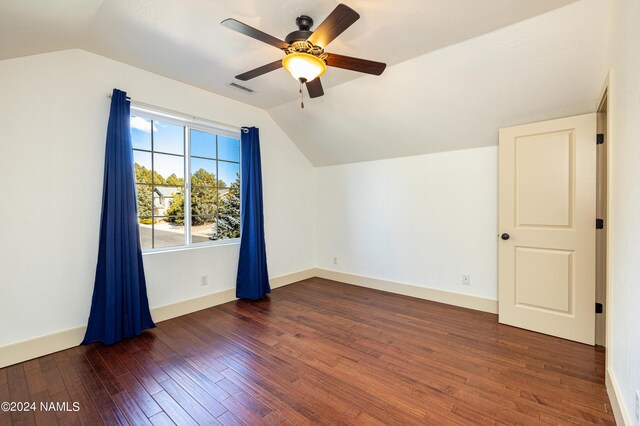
(285, 15), (314, 44)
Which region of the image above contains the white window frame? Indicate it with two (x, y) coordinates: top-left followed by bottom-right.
(131, 107), (242, 253)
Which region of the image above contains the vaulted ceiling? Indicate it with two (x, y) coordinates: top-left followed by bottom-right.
(0, 0), (610, 165)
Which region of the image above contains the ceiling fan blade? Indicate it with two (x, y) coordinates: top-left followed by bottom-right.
(221, 18), (289, 50)
(235, 60), (283, 81)
(306, 78), (324, 98)
(307, 4), (359, 48)
(325, 53), (386, 75)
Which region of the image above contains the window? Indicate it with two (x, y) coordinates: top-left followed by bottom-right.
(131, 111), (241, 251)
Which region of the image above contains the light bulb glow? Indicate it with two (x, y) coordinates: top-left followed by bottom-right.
(282, 53), (327, 82)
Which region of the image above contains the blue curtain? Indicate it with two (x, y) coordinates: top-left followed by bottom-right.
(236, 127), (271, 300)
(82, 89), (155, 345)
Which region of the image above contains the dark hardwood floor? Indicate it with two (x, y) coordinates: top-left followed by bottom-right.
(0, 278), (615, 425)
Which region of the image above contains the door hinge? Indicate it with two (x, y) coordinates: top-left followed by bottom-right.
(596, 218), (604, 229)
(596, 303), (603, 314)
(597, 133), (605, 145)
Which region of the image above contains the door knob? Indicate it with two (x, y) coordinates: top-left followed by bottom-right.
(501, 233), (510, 240)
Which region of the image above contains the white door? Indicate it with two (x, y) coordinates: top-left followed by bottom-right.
(498, 113), (596, 345)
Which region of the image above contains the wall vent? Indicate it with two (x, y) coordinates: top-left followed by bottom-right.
(228, 82), (255, 94)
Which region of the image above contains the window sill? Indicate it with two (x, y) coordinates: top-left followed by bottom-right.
(142, 238), (240, 255)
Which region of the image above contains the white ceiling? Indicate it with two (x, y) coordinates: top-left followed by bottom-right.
(0, 0), (610, 165)
(268, 0), (611, 165)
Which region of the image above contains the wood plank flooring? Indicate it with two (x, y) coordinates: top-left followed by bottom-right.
(0, 278), (615, 425)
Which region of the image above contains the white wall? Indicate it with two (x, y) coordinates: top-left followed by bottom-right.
(607, 0), (640, 423)
(0, 49), (315, 347)
(315, 146), (498, 300)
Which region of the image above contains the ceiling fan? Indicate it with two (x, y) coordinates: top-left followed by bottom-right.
(221, 4), (386, 106)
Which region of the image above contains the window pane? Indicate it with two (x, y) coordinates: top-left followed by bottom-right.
(153, 121), (184, 155)
(191, 186), (217, 217)
(218, 162), (240, 188)
(217, 186), (240, 218)
(191, 215), (216, 243)
(153, 153), (184, 184)
(191, 158), (218, 186)
(136, 184), (153, 218)
(138, 220), (153, 250)
(153, 217), (185, 248)
(153, 185), (183, 218)
(191, 129), (215, 159)
(130, 116), (152, 151)
(133, 151), (152, 183)
(218, 135), (240, 162)
(215, 215), (240, 240)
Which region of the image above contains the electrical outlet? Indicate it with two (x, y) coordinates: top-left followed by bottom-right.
(333, 256), (338, 265)
(635, 390), (639, 422)
(201, 275), (208, 286)
(462, 275), (471, 285)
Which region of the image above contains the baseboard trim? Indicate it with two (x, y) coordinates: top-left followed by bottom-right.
(606, 367), (631, 425)
(0, 326), (87, 370)
(0, 268), (315, 369)
(151, 288), (237, 323)
(313, 268), (498, 314)
(270, 268), (317, 289)
(151, 267), (315, 322)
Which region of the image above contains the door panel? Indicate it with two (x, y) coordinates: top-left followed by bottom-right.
(516, 131), (572, 227)
(515, 247), (572, 314)
(499, 114), (596, 345)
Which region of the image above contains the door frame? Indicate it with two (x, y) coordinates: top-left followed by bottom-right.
(597, 75), (612, 360)
(596, 83), (608, 348)
(595, 89), (606, 347)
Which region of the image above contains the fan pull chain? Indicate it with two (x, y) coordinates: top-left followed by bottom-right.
(299, 81), (304, 109)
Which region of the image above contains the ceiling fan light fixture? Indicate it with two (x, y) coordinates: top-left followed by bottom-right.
(282, 53), (327, 83)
